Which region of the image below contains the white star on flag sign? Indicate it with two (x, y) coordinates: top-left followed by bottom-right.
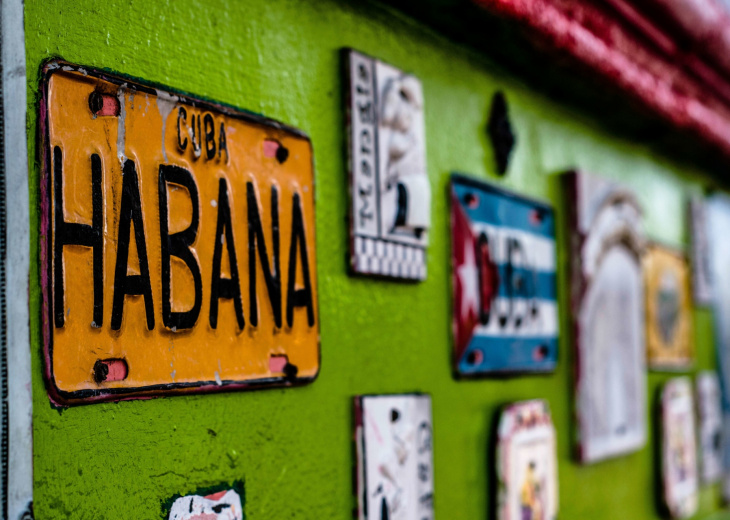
(458, 236), (479, 321)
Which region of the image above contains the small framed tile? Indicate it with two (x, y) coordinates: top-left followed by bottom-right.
(661, 377), (699, 518)
(354, 394), (434, 520)
(345, 49), (430, 281)
(496, 400), (558, 520)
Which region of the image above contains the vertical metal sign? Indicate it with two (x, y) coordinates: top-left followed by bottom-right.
(1, 0), (33, 518)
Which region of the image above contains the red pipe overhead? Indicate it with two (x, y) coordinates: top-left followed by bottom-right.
(472, 0), (730, 159)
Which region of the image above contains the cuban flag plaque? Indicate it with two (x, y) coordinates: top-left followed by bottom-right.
(450, 174), (558, 376)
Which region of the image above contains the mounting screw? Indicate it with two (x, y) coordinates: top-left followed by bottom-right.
(88, 92), (104, 115)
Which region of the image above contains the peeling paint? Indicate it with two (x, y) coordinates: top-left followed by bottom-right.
(156, 89), (179, 163)
(116, 83), (127, 166)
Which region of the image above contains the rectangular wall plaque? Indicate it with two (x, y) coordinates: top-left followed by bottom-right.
(450, 174), (557, 376)
(565, 171), (647, 463)
(661, 377), (698, 519)
(688, 197), (713, 306)
(354, 394), (434, 520)
(345, 49), (430, 280)
(40, 62), (319, 405)
(644, 244), (694, 370)
(706, 194), (730, 498)
(696, 371), (722, 484)
(496, 400), (558, 520)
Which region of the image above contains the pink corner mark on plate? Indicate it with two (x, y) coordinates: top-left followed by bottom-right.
(89, 92), (120, 117)
(100, 95), (120, 116)
(104, 360), (128, 381)
(93, 359), (128, 384)
(263, 139), (280, 158)
(269, 355), (288, 373)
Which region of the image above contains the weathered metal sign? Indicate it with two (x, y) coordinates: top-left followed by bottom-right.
(450, 174), (557, 376)
(40, 62), (319, 405)
(345, 49), (430, 280)
(354, 394), (434, 520)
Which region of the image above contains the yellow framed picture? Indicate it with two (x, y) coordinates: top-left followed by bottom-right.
(644, 244), (693, 370)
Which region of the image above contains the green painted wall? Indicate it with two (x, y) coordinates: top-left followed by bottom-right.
(24, 0), (730, 518)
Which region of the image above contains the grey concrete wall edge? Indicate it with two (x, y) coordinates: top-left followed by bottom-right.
(0, 0), (33, 518)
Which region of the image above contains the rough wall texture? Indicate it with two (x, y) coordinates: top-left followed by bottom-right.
(24, 0), (728, 518)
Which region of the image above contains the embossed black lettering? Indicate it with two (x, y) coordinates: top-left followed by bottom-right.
(204, 114), (216, 160)
(53, 147), (104, 328)
(247, 182), (282, 328)
(218, 122), (228, 161)
(210, 178), (244, 329)
(177, 107), (188, 151)
(158, 164), (203, 330)
(111, 159), (155, 330)
(286, 193), (314, 328)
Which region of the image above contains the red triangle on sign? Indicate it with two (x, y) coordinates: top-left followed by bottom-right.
(451, 192), (481, 360)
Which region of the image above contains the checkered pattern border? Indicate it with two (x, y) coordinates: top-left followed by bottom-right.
(352, 236), (427, 280)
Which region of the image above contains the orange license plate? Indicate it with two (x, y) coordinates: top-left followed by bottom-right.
(40, 62), (319, 405)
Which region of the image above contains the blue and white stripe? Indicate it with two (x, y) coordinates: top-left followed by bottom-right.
(453, 179), (558, 374)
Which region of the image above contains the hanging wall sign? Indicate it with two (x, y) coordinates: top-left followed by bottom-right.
(450, 175), (557, 376)
(496, 399), (558, 520)
(696, 371), (722, 484)
(644, 244), (693, 370)
(354, 394), (434, 520)
(661, 377), (699, 518)
(39, 62), (319, 405)
(564, 171), (647, 463)
(345, 49), (430, 280)
(689, 197), (713, 306)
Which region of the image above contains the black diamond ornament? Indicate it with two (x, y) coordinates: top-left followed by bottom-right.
(487, 91), (516, 176)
